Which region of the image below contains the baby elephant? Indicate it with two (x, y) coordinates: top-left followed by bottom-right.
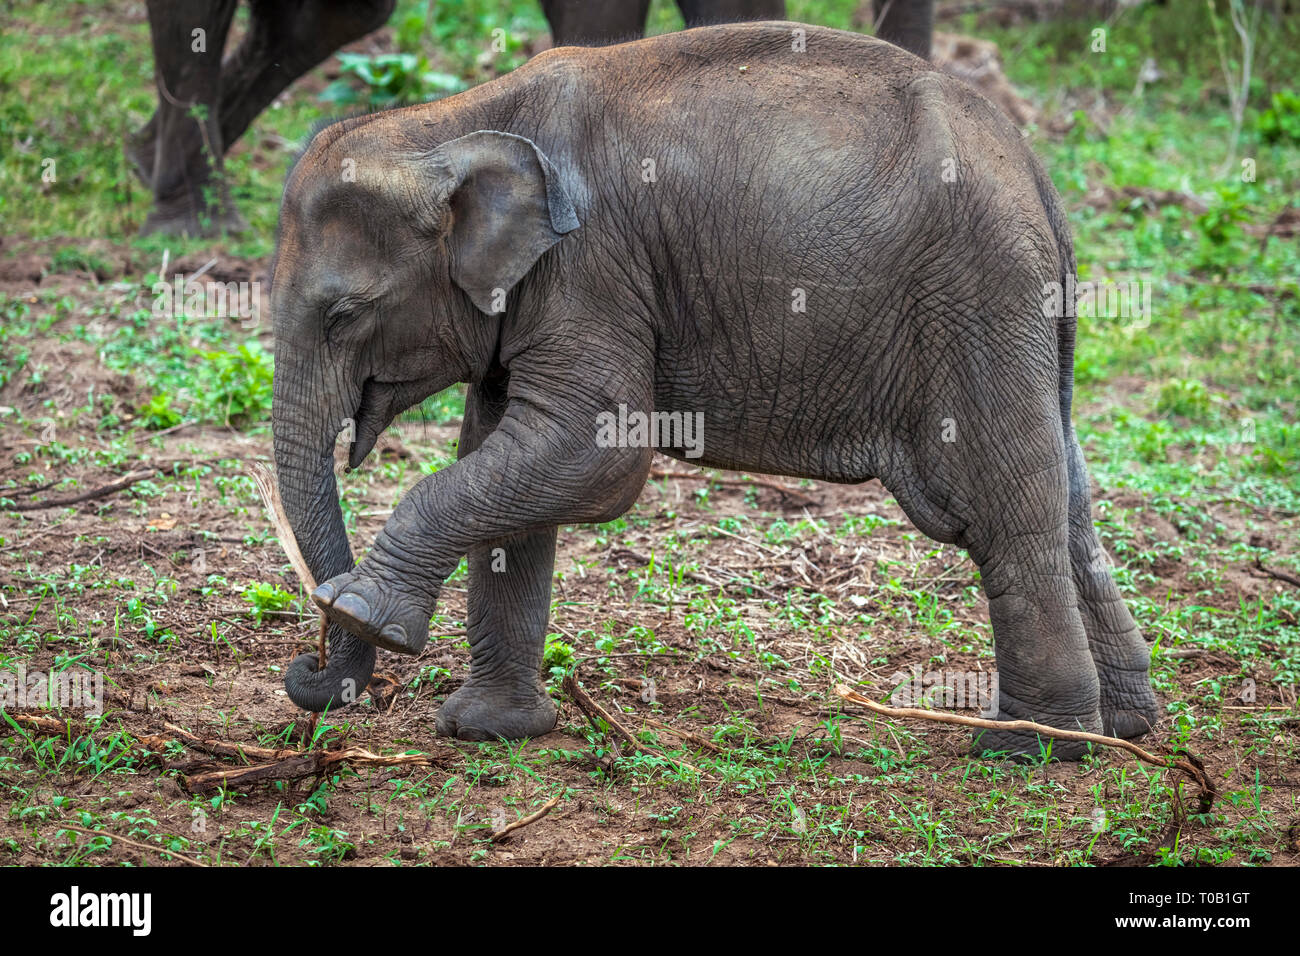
(270, 22), (1159, 756)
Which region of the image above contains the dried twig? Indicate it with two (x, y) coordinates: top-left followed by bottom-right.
(562, 674), (702, 775)
(56, 822), (208, 867)
(1255, 559), (1300, 589)
(611, 547), (777, 599)
(638, 714), (724, 753)
(182, 746), (444, 792)
(490, 795), (562, 843)
(6, 469), (158, 511)
(5, 713), (447, 795)
(650, 467), (819, 505)
(835, 685), (1214, 810)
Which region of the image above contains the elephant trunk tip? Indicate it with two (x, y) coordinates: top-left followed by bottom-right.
(284, 644), (375, 713)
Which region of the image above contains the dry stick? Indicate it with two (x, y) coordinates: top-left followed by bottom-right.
(133, 420), (198, 444)
(650, 467), (819, 505)
(490, 795), (562, 843)
(7, 469), (158, 512)
(835, 685), (1215, 810)
(1255, 559), (1300, 589)
(246, 462), (325, 666)
(613, 547), (778, 599)
(57, 822), (208, 867)
(182, 746), (440, 792)
(638, 714), (724, 754)
(7, 714), (443, 793)
(562, 674), (702, 776)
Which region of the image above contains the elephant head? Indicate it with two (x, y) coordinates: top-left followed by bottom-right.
(270, 119), (579, 711)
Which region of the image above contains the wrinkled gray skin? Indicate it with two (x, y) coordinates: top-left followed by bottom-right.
(272, 22), (1159, 757)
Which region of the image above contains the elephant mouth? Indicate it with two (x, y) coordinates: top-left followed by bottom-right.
(345, 373), (449, 470)
(345, 377), (391, 470)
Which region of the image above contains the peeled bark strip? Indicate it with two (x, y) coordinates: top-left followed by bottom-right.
(562, 674), (703, 776)
(246, 460), (326, 665)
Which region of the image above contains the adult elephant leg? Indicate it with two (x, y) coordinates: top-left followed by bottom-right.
(872, 0), (933, 59)
(1065, 431), (1159, 738)
(540, 0), (650, 46)
(137, 0), (242, 236)
(676, 0), (786, 28)
(129, 0), (396, 190)
(436, 376), (559, 741)
(216, 0), (396, 153)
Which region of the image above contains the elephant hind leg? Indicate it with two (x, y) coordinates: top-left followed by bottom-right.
(964, 450), (1103, 760)
(886, 392), (1102, 760)
(1064, 432), (1160, 739)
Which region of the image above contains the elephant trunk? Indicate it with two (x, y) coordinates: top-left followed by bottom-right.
(273, 367), (374, 712)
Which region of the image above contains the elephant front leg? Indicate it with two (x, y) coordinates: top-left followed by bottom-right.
(311, 393), (652, 740)
(436, 531), (560, 741)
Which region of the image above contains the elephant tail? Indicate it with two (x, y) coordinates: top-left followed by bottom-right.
(1033, 165), (1079, 438)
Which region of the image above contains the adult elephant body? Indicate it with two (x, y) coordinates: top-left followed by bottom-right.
(271, 22), (1158, 756)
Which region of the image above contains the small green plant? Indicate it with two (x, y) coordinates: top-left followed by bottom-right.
(1257, 89), (1300, 143)
(1193, 187), (1251, 272)
(543, 635), (574, 678)
(243, 582), (296, 624)
(48, 247), (109, 277)
(195, 342), (274, 428)
(1155, 378), (1212, 421)
(138, 393), (183, 430)
(320, 53), (464, 107)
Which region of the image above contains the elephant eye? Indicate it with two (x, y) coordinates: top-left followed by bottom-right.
(323, 299), (362, 335)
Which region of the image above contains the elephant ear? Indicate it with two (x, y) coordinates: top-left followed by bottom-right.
(426, 130), (579, 315)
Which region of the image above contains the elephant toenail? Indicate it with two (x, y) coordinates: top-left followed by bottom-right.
(311, 582), (338, 607)
(333, 591), (371, 621)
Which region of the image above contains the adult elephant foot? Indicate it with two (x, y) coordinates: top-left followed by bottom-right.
(436, 677), (557, 742)
(312, 571), (431, 656)
(139, 202), (249, 238)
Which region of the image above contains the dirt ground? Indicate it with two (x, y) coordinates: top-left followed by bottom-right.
(1, 247), (1297, 868)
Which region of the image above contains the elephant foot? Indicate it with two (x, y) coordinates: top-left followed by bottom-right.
(312, 572), (430, 656)
(1100, 680), (1160, 740)
(436, 679), (557, 742)
(971, 694), (1103, 761)
(139, 195), (249, 238)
